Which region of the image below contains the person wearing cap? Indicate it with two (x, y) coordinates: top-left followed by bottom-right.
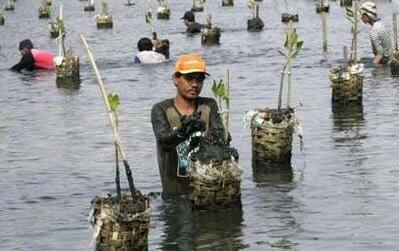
(359, 2), (392, 66)
(11, 39), (55, 72)
(151, 54), (224, 197)
(134, 37), (166, 64)
(181, 11), (204, 34)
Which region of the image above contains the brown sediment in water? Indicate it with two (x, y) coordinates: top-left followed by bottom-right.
(250, 108), (295, 164)
(201, 27), (221, 46)
(188, 133), (241, 209)
(90, 194), (150, 251)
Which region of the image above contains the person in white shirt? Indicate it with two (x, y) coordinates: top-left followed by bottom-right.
(134, 37), (166, 64)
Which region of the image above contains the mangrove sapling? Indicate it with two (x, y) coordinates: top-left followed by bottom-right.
(38, 0), (51, 19)
(247, 29), (303, 165)
(211, 71), (230, 140)
(49, 6), (65, 39)
(201, 14), (221, 45)
(221, 0), (233, 7)
(191, 0), (204, 12)
(147, 1), (170, 58)
(247, 0), (264, 32)
(81, 35), (150, 249)
(95, 1), (113, 28)
(4, 0), (14, 11)
(55, 6), (80, 87)
(109, 93), (122, 201)
(316, 0), (329, 14)
(84, 0), (95, 12)
(329, 1), (364, 105)
(156, 0), (170, 20)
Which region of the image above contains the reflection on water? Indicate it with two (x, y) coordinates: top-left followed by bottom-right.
(251, 166), (301, 249)
(157, 198), (245, 250)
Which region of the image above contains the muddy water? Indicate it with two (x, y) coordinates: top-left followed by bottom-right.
(1, 0), (399, 250)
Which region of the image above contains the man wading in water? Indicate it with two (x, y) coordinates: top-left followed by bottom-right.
(151, 54), (224, 197)
(181, 11), (204, 34)
(11, 39), (55, 72)
(359, 2), (393, 66)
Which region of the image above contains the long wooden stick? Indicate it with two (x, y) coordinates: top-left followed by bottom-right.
(114, 142), (121, 201)
(225, 68), (230, 141)
(80, 34), (138, 199)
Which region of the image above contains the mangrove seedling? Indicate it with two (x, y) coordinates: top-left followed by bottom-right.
(247, 0), (264, 31)
(38, 0), (51, 19)
(211, 70), (231, 141)
(222, 0), (233, 7)
(316, 0), (329, 13)
(49, 6), (65, 39)
(4, 0), (14, 11)
(191, 0), (204, 12)
(157, 0), (170, 20)
(277, 28), (303, 109)
(95, 1), (113, 28)
(345, 3), (361, 63)
(201, 14), (221, 45)
(84, 0), (95, 12)
(145, 1), (154, 34)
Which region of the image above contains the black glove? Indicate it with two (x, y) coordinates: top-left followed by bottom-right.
(178, 111), (205, 136)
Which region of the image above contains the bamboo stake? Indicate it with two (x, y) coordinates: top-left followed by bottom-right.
(394, 13), (398, 51)
(343, 45), (348, 70)
(277, 63), (287, 110)
(286, 23), (293, 108)
(115, 142), (121, 201)
(80, 34), (138, 199)
(353, 0), (358, 62)
(322, 10), (328, 53)
(255, 4), (259, 19)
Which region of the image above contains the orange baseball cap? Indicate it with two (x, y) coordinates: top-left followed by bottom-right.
(174, 54), (209, 75)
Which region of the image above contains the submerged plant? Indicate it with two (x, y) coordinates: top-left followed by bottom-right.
(345, 1), (361, 62)
(211, 70), (231, 140)
(277, 28), (303, 109)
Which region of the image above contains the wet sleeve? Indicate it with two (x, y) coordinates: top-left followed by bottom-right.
(151, 104), (188, 151)
(10, 54), (34, 72)
(208, 98), (225, 136)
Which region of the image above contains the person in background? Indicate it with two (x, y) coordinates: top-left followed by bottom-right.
(359, 2), (393, 66)
(151, 54), (224, 197)
(11, 39), (54, 72)
(134, 37), (166, 64)
(181, 11), (204, 34)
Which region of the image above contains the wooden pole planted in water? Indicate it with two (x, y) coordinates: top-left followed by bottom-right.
(353, 0), (358, 62)
(393, 13), (398, 50)
(322, 9), (328, 53)
(343, 45), (348, 70)
(80, 34), (138, 199)
(225, 68), (230, 141)
(114, 142), (122, 201)
(58, 5), (66, 57)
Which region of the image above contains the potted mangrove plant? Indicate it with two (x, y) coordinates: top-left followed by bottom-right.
(54, 5), (80, 87)
(0, 11), (4, 25)
(247, 0), (264, 32)
(84, 0), (95, 12)
(329, 2), (364, 105)
(38, 0), (51, 19)
(246, 28), (303, 166)
(156, 0), (170, 20)
(316, 0), (329, 13)
(222, 0), (233, 7)
(201, 14), (221, 45)
(187, 70), (242, 209)
(81, 35), (150, 250)
(4, 0), (14, 11)
(146, 0), (170, 59)
(48, 6), (65, 38)
(95, 1), (113, 28)
(191, 0), (204, 12)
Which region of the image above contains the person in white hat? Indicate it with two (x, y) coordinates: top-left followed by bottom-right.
(359, 1), (392, 66)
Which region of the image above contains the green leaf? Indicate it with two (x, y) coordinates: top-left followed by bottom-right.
(108, 93), (120, 112)
(145, 11), (152, 24)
